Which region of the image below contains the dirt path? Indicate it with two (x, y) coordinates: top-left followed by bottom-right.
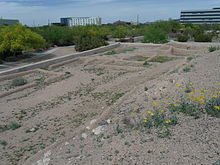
(0, 42), (219, 165)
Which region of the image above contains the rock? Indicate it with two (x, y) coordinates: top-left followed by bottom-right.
(82, 133), (87, 139)
(65, 142), (69, 146)
(36, 150), (51, 165)
(90, 119), (97, 125)
(92, 126), (105, 135)
(106, 119), (111, 124)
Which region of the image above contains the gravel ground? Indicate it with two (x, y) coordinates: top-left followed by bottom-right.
(0, 41), (219, 165)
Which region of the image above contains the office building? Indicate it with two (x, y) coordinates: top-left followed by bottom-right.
(180, 8), (220, 24)
(0, 18), (19, 25)
(60, 17), (101, 26)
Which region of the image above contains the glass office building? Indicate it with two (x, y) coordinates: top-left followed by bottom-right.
(61, 17), (101, 26)
(180, 8), (220, 24)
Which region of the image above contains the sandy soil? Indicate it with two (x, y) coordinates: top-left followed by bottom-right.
(0, 41), (219, 165)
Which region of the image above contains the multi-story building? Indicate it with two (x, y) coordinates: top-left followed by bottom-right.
(0, 18), (19, 25)
(180, 8), (220, 24)
(60, 17), (101, 26)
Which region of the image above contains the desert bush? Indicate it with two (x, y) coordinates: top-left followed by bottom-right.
(194, 33), (212, 42)
(143, 25), (168, 44)
(11, 77), (27, 87)
(148, 56), (175, 63)
(205, 97), (220, 118)
(177, 34), (188, 42)
(112, 26), (129, 38)
(0, 25), (46, 59)
(32, 25), (74, 46)
(75, 35), (108, 52)
(208, 46), (220, 52)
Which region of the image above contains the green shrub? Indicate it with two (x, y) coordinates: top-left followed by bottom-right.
(194, 33), (212, 42)
(11, 77), (27, 87)
(112, 26), (129, 38)
(32, 26), (74, 46)
(148, 56), (175, 63)
(143, 61), (151, 66)
(205, 97), (220, 118)
(75, 35), (108, 52)
(143, 25), (168, 44)
(0, 25), (46, 59)
(169, 101), (201, 119)
(0, 140), (7, 146)
(0, 121), (21, 133)
(208, 46), (220, 52)
(177, 34), (188, 42)
(104, 50), (117, 55)
(183, 67), (191, 72)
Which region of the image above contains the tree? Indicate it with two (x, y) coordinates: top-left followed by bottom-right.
(0, 25), (46, 59)
(143, 25), (168, 44)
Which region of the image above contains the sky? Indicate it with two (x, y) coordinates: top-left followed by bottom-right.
(0, 0), (220, 26)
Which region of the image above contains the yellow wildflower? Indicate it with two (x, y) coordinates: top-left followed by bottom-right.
(147, 110), (151, 114)
(163, 125), (166, 128)
(189, 92), (195, 95)
(161, 110), (165, 113)
(115, 117), (120, 121)
(214, 106), (220, 110)
(150, 113), (155, 116)
(202, 89), (207, 92)
(131, 112), (136, 117)
(194, 89), (198, 92)
(200, 100), (205, 104)
(166, 120), (171, 123)
(189, 83), (193, 86)
(217, 91), (220, 95)
(217, 82), (220, 85)
(173, 104), (177, 107)
(200, 92), (205, 95)
(211, 95), (217, 98)
(144, 117), (148, 120)
(175, 83), (181, 87)
(153, 101), (158, 106)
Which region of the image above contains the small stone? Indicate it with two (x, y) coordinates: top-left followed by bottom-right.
(86, 126), (90, 130)
(82, 133), (87, 139)
(30, 128), (36, 132)
(90, 119), (97, 125)
(92, 126), (105, 135)
(106, 119), (111, 124)
(65, 142), (69, 146)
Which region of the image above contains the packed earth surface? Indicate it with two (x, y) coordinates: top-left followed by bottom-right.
(0, 41), (220, 165)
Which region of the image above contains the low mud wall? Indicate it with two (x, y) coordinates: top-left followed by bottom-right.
(0, 43), (120, 76)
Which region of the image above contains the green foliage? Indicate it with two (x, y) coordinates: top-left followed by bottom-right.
(75, 35), (108, 52)
(112, 26), (129, 38)
(11, 77), (27, 87)
(208, 46), (220, 52)
(104, 48), (136, 55)
(143, 25), (168, 44)
(194, 33), (212, 42)
(187, 56), (193, 61)
(32, 25), (74, 46)
(148, 56), (175, 63)
(127, 56), (148, 61)
(143, 61), (151, 66)
(177, 34), (188, 42)
(0, 25), (46, 59)
(0, 140), (7, 146)
(169, 101), (201, 119)
(0, 122), (21, 133)
(104, 50), (117, 55)
(183, 66), (191, 72)
(204, 97), (220, 118)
